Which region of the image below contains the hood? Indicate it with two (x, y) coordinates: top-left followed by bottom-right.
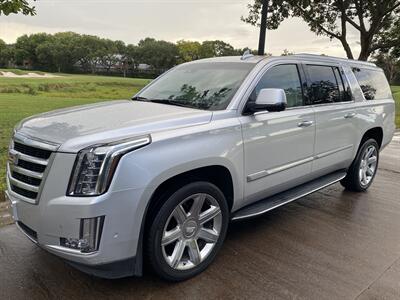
(17, 100), (212, 152)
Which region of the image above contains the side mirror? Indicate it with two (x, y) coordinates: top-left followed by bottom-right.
(248, 88), (287, 113)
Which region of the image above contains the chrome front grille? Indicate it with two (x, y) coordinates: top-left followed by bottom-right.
(7, 133), (59, 204)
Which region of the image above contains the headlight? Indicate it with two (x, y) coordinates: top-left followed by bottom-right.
(67, 135), (151, 196)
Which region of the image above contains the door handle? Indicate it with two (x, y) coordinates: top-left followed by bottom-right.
(298, 120), (314, 128)
(344, 112), (356, 119)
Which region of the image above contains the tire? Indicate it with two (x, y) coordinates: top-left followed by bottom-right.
(146, 181), (229, 281)
(340, 138), (379, 192)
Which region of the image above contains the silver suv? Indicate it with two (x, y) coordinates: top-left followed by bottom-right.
(6, 54), (395, 281)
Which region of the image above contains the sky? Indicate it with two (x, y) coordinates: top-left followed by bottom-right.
(0, 0), (361, 58)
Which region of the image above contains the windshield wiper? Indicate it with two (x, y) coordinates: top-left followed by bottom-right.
(133, 95), (195, 108)
(132, 96), (149, 101)
(134, 97), (193, 108)
(148, 99), (191, 107)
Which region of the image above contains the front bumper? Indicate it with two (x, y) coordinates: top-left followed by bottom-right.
(5, 152), (152, 278)
(6, 187), (146, 278)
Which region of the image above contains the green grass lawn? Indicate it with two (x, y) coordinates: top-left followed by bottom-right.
(0, 73), (150, 200)
(392, 86), (400, 127)
(0, 72), (398, 201)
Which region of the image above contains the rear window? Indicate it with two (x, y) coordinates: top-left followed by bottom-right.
(352, 68), (392, 100)
(307, 65), (341, 104)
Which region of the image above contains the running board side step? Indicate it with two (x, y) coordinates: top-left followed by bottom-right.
(232, 170), (347, 221)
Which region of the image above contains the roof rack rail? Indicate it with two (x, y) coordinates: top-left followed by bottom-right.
(293, 53), (376, 67)
(241, 50), (254, 60)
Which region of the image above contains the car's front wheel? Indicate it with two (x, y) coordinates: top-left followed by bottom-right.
(147, 182), (229, 281)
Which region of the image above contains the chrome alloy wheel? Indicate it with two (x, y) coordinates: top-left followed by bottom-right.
(161, 193), (222, 270)
(359, 144), (378, 187)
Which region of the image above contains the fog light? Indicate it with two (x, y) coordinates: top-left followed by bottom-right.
(60, 216), (105, 253)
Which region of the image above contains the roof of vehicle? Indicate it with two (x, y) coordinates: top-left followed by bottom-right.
(191, 53), (378, 69)
(190, 55), (265, 64)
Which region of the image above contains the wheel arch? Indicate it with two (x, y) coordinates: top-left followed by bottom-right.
(133, 163), (236, 276)
(359, 127), (383, 150)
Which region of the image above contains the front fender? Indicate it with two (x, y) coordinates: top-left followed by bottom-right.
(106, 118), (244, 275)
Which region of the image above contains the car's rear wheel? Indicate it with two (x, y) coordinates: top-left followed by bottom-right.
(341, 138), (379, 192)
(147, 182), (229, 281)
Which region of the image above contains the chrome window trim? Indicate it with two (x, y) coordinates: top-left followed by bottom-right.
(311, 100), (355, 108)
(253, 100), (354, 116)
(304, 63), (355, 106)
(240, 59), (355, 112)
(238, 60), (309, 115)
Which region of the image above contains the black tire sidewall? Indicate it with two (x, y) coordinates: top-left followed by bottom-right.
(147, 181), (229, 281)
(345, 139), (379, 191)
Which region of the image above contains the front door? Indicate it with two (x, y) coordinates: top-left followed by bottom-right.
(239, 63), (316, 207)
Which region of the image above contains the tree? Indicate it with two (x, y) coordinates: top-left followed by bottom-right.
(199, 40), (237, 58)
(136, 38), (179, 70)
(74, 35), (104, 73)
(123, 44), (139, 72)
(177, 40), (201, 63)
(14, 33), (52, 68)
(257, 0), (269, 55)
(3, 45), (15, 67)
(373, 46), (400, 84)
(243, 0), (400, 61)
(111, 41), (132, 77)
(97, 39), (123, 73)
(36, 32), (82, 72)
(0, 39), (10, 67)
(0, 0), (35, 16)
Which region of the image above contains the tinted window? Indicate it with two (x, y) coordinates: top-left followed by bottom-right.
(353, 68), (392, 100)
(307, 65), (341, 104)
(137, 62), (254, 111)
(250, 64), (303, 108)
(333, 67), (350, 102)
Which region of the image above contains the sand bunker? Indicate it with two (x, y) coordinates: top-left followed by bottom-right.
(0, 71), (60, 78)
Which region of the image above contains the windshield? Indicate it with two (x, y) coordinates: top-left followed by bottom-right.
(136, 62), (254, 110)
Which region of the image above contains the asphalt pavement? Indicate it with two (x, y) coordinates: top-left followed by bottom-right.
(0, 133), (399, 300)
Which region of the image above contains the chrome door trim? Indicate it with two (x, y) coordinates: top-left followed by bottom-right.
(247, 144), (353, 182)
(298, 120), (314, 127)
(314, 144), (353, 160)
(247, 156), (314, 182)
(344, 112), (356, 119)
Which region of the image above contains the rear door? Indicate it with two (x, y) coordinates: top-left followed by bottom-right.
(239, 63), (316, 207)
(305, 64), (358, 174)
